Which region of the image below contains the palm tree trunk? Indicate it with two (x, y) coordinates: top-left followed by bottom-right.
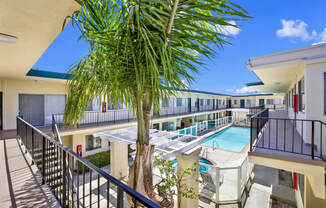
(128, 91), (155, 202)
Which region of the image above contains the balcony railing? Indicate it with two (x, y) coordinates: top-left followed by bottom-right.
(247, 105), (265, 116)
(16, 116), (161, 208)
(250, 109), (326, 161)
(53, 105), (230, 129)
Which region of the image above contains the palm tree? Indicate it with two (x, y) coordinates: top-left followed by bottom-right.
(64, 0), (249, 204)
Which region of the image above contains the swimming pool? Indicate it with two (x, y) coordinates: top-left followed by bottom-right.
(172, 157), (213, 173)
(201, 126), (250, 152)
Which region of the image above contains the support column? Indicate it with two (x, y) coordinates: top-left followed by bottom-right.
(110, 141), (128, 179)
(177, 147), (202, 208)
(305, 176), (326, 208)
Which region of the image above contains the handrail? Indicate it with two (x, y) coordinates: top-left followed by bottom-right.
(17, 116), (161, 208)
(250, 109), (326, 161)
(53, 106), (239, 129)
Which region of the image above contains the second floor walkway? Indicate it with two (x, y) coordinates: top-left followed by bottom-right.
(251, 110), (326, 162)
(0, 138), (59, 208)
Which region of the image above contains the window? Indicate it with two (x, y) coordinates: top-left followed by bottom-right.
(218, 99), (221, 105)
(162, 98), (174, 108)
(162, 122), (174, 131)
(200, 99), (204, 106)
(234, 100), (238, 104)
(86, 135), (102, 151)
(207, 99), (210, 106)
(298, 78), (305, 112)
(176, 98), (184, 107)
(266, 99), (274, 105)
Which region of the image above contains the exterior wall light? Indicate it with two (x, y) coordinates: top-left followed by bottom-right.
(0, 33), (17, 44)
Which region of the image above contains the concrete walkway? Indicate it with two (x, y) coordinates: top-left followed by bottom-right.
(0, 138), (59, 208)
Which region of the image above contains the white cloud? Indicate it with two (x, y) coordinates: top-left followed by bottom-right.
(276, 19), (326, 45)
(226, 86), (256, 94)
(217, 21), (241, 36)
(321, 28), (326, 42)
(276, 19), (311, 41)
(312, 28), (326, 45)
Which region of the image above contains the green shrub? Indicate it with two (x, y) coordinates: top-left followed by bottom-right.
(78, 151), (110, 173)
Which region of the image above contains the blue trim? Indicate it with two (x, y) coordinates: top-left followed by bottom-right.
(26, 69), (72, 80)
(246, 81), (264, 87)
(26, 69), (274, 97)
(172, 87), (229, 96)
(232, 93), (273, 97)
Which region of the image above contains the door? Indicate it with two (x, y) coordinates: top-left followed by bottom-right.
(19, 94), (44, 126)
(196, 98), (200, 112)
(240, 99), (245, 108)
(162, 122), (169, 131)
(188, 98), (191, 113)
(0, 92), (2, 130)
(259, 99), (265, 106)
(227, 100), (232, 108)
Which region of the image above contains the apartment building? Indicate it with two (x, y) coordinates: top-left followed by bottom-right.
(247, 43), (326, 207)
(0, 68), (285, 157)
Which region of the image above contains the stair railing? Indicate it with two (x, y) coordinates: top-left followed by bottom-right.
(17, 115), (161, 208)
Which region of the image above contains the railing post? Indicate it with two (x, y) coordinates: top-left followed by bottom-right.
(25, 122), (28, 153)
(312, 121), (315, 160)
(62, 150), (67, 207)
(42, 136), (46, 184)
(117, 186), (124, 208)
(31, 128), (34, 165)
(250, 117), (253, 152)
(114, 110), (116, 123)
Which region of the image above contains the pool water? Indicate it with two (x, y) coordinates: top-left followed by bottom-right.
(172, 157), (213, 173)
(201, 126), (250, 152)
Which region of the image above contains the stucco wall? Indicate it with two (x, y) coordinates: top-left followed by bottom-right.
(1, 79), (68, 130)
(305, 63), (326, 122)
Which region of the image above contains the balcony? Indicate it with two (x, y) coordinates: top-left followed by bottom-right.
(52, 105), (231, 130)
(248, 109), (326, 199)
(250, 109), (326, 161)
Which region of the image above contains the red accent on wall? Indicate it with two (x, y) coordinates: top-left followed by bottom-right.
(76, 144), (82, 156)
(293, 172), (298, 190)
(102, 102), (107, 112)
(294, 94), (298, 113)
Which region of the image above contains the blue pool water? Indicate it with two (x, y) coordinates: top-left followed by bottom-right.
(172, 157), (213, 173)
(201, 126), (250, 152)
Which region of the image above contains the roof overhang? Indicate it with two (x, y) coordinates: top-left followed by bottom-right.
(0, 0), (80, 79)
(247, 43), (326, 93)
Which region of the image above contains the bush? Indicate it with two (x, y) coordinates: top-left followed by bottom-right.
(78, 151), (110, 173)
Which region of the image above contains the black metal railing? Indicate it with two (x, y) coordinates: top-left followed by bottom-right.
(250, 110), (326, 161)
(53, 105), (233, 129)
(17, 116), (161, 208)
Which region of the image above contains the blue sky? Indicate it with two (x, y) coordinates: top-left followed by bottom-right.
(33, 0), (326, 95)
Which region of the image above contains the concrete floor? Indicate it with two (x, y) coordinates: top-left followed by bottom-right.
(0, 138), (59, 208)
